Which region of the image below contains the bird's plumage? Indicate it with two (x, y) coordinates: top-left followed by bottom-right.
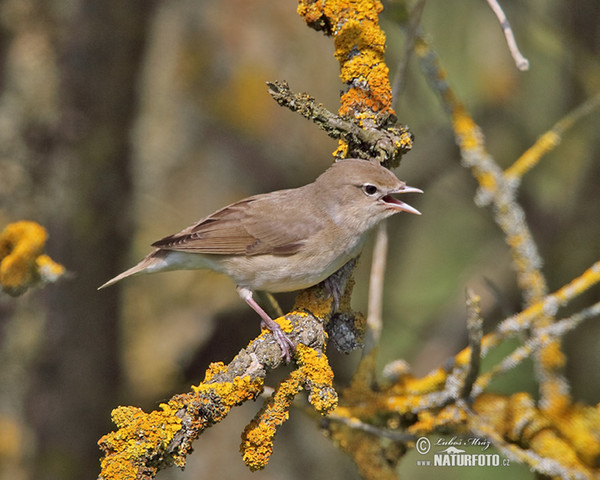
(98, 159), (422, 361)
(150, 187), (323, 256)
(99, 159), (421, 291)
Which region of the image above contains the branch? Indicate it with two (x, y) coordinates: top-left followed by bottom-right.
(266, 80), (412, 165)
(390, 0), (427, 106)
(364, 222), (388, 356)
(98, 306), (337, 479)
(505, 92), (600, 181)
(485, 0), (530, 70)
(297, 0), (413, 166)
(459, 290), (483, 401)
(472, 301), (600, 396)
(412, 30), (581, 414)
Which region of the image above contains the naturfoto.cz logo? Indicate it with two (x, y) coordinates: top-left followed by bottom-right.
(415, 436), (511, 468)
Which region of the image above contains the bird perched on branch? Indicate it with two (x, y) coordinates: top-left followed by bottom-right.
(99, 158), (422, 362)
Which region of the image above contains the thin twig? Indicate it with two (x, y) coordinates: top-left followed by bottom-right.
(364, 222), (389, 357)
(505, 92), (600, 180)
(325, 412), (416, 442)
(485, 0), (530, 71)
(473, 301), (600, 396)
(459, 290), (483, 400)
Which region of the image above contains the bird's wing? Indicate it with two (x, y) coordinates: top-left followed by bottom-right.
(151, 189), (324, 256)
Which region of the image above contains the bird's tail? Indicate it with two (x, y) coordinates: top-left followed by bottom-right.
(98, 253), (163, 290)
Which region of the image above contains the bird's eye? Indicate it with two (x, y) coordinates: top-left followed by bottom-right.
(362, 184), (379, 196)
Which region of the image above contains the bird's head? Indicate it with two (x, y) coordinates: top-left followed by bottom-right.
(315, 158), (423, 231)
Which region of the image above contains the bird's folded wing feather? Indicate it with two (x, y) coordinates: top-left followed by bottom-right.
(151, 189), (324, 256)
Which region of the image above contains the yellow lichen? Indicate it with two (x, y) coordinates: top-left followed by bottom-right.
(99, 360), (266, 479)
(530, 430), (586, 472)
(98, 404), (184, 480)
(240, 344), (338, 470)
(240, 370), (303, 470)
(296, 344), (338, 413)
(0, 415), (22, 461)
(554, 404), (600, 466)
(293, 287), (335, 320)
(505, 131), (561, 180)
(0, 221), (64, 295)
(193, 365), (262, 407)
(35, 254), (65, 282)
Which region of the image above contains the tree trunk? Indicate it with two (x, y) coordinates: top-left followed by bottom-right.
(22, 2), (155, 478)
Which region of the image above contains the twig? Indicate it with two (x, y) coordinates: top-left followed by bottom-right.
(266, 80), (413, 164)
(485, 0), (530, 71)
(473, 301), (600, 396)
(505, 92), (600, 180)
(459, 290), (483, 400)
(364, 222), (389, 357)
(468, 414), (591, 479)
(414, 32), (547, 305)
(325, 412), (416, 442)
(486, 261), (600, 350)
(412, 31), (576, 411)
(255, 291), (284, 318)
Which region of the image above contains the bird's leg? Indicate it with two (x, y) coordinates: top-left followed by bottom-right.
(236, 286), (294, 363)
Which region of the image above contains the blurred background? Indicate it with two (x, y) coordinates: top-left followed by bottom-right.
(0, 1), (599, 479)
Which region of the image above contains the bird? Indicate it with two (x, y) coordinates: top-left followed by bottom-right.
(99, 158), (422, 361)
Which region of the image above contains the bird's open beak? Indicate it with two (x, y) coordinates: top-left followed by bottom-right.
(381, 185), (423, 215)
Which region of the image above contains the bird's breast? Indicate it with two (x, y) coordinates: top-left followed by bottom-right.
(218, 228), (369, 292)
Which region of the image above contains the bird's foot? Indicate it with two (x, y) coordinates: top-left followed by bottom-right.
(260, 318), (294, 363)
(238, 286), (295, 363)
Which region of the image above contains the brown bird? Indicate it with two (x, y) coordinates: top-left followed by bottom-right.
(99, 159), (422, 361)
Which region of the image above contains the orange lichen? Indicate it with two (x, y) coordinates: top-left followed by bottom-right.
(0, 221), (64, 295)
(298, 0), (395, 156)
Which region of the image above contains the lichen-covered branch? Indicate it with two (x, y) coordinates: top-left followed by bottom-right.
(327, 268), (600, 478)
(267, 80), (412, 165)
(317, 10), (600, 479)
(98, 295), (345, 479)
(414, 30), (582, 417)
(296, 0), (412, 165)
(0, 221), (65, 296)
(241, 344), (338, 470)
(98, 3), (600, 479)
(505, 92), (600, 181)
